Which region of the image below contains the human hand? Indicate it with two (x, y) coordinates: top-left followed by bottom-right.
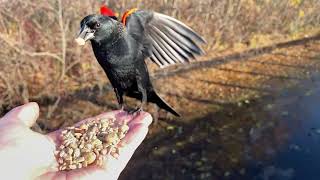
(0, 102), (152, 180)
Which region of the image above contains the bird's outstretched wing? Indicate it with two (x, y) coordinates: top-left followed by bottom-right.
(122, 9), (206, 68)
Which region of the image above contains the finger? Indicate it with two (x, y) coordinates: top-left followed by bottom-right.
(0, 102), (39, 127)
(121, 123), (149, 148)
(120, 112), (151, 147)
(116, 113), (152, 159)
(128, 112), (152, 127)
(112, 111), (151, 125)
(118, 112), (152, 147)
(107, 124), (149, 173)
(101, 114), (152, 173)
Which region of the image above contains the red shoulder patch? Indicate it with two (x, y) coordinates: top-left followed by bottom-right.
(100, 5), (115, 17)
(121, 8), (138, 25)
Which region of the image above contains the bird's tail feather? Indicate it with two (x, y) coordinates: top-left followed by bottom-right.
(149, 91), (180, 117)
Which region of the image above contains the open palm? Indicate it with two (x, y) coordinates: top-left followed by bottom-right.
(0, 103), (152, 180)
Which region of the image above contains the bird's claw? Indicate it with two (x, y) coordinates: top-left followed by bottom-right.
(119, 105), (125, 111)
(127, 107), (142, 115)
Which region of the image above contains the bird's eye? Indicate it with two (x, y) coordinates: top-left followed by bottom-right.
(95, 23), (101, 28)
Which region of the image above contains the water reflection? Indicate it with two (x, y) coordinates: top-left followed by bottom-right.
(119, 75), (320, 180)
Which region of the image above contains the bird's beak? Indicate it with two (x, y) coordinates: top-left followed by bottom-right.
(75, 25), (95, 46)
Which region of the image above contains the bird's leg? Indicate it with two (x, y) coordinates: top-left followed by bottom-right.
(114, 88), (124, 110)
(139, 87), (147, 111)
(153, 104), (160, 125)
(128, 79), (147, 114)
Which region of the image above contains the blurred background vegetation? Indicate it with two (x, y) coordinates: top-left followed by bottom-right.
(0, 0), (319, 110)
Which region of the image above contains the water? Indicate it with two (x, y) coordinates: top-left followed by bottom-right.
(120, 74), (320, 180)
(244, 78), (320, 180)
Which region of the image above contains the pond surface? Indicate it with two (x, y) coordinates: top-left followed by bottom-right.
(244, 77), (320, 180)
(120, 74), (320, 180)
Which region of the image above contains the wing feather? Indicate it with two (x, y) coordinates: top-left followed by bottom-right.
(124, 10), (206, 68)
(149, 36), (175, 65)
(149, 29), (180, 63)
(151, 44), (169, 67)
(151, 25), (188, 63)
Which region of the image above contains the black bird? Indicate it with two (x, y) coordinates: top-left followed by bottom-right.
(76, 6), (205, 117)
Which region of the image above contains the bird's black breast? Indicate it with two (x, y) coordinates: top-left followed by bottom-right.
(91, 35), (142, 91)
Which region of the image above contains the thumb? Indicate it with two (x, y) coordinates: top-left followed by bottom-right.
(1, 102), (39, 127)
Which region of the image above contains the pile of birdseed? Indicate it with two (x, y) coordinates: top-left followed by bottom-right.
(55, 117), (129, 171)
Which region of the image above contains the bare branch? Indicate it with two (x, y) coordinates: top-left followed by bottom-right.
(57, 0), (67, 84)
(0, 34), (64, 63)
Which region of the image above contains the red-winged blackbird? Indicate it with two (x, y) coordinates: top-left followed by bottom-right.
(76, 6), (205, 116)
